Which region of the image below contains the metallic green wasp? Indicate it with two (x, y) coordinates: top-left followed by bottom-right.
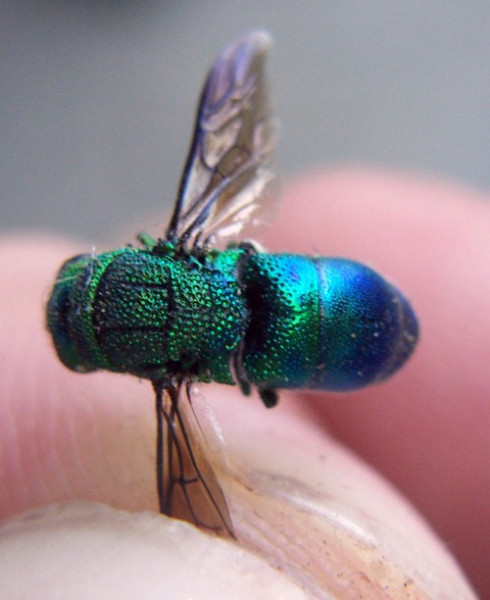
(47, 32), (418, 538)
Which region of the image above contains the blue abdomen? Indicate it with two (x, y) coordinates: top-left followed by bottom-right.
(241, 254), (418, 392)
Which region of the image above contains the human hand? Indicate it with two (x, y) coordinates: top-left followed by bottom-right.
(0, 169), (486, 598)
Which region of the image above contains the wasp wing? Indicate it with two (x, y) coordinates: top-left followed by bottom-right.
(165, 31), (276, 248)
(154, 380), (234, 538)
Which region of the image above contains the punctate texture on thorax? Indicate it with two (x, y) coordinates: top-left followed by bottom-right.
(47, 247), (249, 384)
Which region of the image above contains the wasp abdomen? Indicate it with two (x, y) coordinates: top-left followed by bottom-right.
(241, 254), (418, 392)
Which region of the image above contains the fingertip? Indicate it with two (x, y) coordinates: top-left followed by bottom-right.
(0, 502), (306, 600)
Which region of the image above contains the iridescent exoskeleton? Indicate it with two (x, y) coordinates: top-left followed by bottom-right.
(47, 32), (418, 538)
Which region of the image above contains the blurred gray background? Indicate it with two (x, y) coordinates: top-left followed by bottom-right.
(3, 1), (490, 242)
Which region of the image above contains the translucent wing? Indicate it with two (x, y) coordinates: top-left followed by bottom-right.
(165, 31), (276, 248)
(153, 380), (234, 538)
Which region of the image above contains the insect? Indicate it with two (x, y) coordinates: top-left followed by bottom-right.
(46, 31), (419, 538)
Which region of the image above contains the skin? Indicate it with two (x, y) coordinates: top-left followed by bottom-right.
(0, 169), (488, 598)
